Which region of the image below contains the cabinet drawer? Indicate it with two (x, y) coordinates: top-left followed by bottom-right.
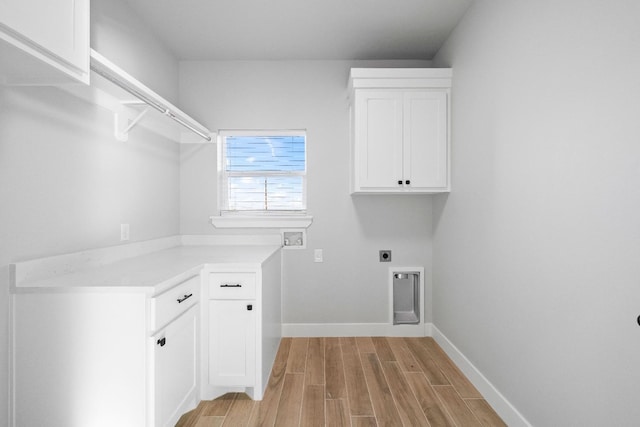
(209, 273), (256, 299)
(151, 276), (199, 331)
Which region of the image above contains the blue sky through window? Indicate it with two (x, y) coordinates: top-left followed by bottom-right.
(223, 134), (306, 211)
(226, 136), (305, 172)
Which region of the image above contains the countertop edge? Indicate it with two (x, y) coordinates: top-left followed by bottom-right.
(11, 242), (281, 294)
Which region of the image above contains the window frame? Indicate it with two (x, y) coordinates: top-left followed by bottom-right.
(217, 129), (308, 217)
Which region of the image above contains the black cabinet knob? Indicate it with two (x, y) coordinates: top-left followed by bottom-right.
(405, 180), (411, 185)
(157, 337), (166, 347)
(247, 304), (253, 311)
(397, 180), (403, 185)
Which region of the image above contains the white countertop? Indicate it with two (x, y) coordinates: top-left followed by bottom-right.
(12, 244), (281, 294)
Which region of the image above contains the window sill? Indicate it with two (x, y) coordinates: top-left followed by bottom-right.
(209, 215), (314, 229)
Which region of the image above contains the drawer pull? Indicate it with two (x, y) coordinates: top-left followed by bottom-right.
(157, 337), (166, 347)
(177, 293), (193, 303)
(220, 283), (242, 288)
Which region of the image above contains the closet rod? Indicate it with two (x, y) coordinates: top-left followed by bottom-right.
(89, 50), (212, 142)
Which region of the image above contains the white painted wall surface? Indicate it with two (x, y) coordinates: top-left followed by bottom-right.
(91, 0), (180, 105)
(179, 60), (435, 327)
(434, 0), (640, 424)
(0, 1), (180, 424)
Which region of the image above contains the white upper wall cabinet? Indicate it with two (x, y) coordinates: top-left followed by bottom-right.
(349, 68), (452, 194)
(0, 0), (89, 85)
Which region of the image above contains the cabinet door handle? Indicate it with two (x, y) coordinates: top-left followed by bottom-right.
(247, 304), (253, 311)
(177, 293), (193, 303)
(397, 180), (403, 185)
(405, 180), (411, 185)
(220, 283), (242, 288)
(157, 337), (166, 347)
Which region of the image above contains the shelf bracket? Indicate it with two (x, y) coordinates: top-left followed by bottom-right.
(114, 106), (150, 141)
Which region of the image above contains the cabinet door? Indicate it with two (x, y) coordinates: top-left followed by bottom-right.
(354, 90), (404, 190)
(209, 299), (256, 386)
(403, 90), (449, 190)
(0, 0), (89, 83)
(152, 305), (198, 427)
(0, 0), (88, 68)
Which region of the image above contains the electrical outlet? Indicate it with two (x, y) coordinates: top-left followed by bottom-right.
(120, 224), (130, 241)
(314, 249), (323, 263)
(379, 250), (392, 262)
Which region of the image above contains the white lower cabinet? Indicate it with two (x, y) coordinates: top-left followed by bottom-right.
(151, 305), (198, 427)
(201, 253), (282, 401)
(11, 245), (283, 427)
(11, 275), (200, 427)
(11, 244), (283, 427)
(208, 299), (256, 386)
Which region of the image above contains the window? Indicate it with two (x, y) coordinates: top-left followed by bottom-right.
(219, 130), (306, 215)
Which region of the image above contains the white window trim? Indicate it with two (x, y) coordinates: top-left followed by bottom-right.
(209, 214), (313, 229)
(213, 129), (312, 229)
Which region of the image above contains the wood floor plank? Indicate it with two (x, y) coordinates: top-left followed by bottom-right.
(355, 336), (376, 353)
(175, 413), (192, 427)
(325, 337), (347, 399)
(465, 399), (508, 427)
(223, 393), (258, 426)
(176, 400), (210, 427)
(194, 416), (225, 427)
(340, 337), (374, 416)
(326, 399), (350, 427)
(434, 385), (483, 427)
(275, 337), (293, 369)
(181, 337), (504, 427)
(421, 338), (448, 359)
(386, 337), (421, 372)
(405, 338), (450, 385)
(405, 372), (455, 427)
(381, 361), (429, 426)
(340, 337), (358, 354)
(301, 384), (325, 427)
(439, 357), (483, 399)
(422, 338), (482, 398)
(352, 416), (378, 427)
(371, 337), (396, 361)
(305, 337), (325, 385)
(202, 393), (236, 416)
(286, 337), (309, 373)
(274, 373), (305, 427)
(361, 353), (403, 426)
(255, 337), (291, 427)
(244, 402), (260, 427)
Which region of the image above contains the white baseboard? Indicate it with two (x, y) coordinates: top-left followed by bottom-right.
(432, 326), (531, 427)
(282, 322), (433, 337)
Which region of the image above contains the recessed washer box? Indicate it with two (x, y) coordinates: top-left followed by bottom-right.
(282, 229), (306, 249)
(389, 267), (424, 327)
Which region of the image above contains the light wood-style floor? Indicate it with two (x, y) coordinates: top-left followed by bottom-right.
(176, 337), (506, 427)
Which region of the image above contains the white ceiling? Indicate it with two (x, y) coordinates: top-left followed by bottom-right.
(122, 0), (473, 60)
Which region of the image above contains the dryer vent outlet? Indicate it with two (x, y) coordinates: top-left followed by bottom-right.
(379, 250), (392, 262)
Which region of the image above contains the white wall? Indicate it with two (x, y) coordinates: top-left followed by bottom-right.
(179, 60), (435, 328)
(0, 1), (180, 424)
(91, 0), (179, 104)
(434, 0), (640, 424)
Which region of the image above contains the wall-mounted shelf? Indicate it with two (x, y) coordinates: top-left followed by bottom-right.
(62, 49), (212, 143)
